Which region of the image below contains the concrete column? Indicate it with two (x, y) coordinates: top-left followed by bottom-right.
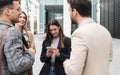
(63, 0), (71, 37)
(37, 7), (40, 34)
(20, 0), (26, 12)
(97, 0), (100, 24)
(39, 1), (45, 33)
(30, 4), (35, 34)
(92, 0), (97, 22)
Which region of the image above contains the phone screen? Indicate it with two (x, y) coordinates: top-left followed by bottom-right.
(46, 47), (53, 50)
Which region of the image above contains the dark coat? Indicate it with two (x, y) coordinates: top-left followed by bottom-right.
(39, 37), (71, 75)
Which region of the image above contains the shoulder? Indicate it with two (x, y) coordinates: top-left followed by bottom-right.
(64, 37), (71, 42)
(42, 40), (51, 46)
(5, 27), (22, 42)
(64, 37), (71, 40)
(6, 27), (21, 37)
(26, 30), (33, 35)
(27, 30), (32, 34)
(25, 30), (34, 37)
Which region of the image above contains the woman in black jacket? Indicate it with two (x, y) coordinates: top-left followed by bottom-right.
(39, 19), (71, 75)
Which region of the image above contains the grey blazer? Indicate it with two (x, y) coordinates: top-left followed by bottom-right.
(0, 20), (35, 75)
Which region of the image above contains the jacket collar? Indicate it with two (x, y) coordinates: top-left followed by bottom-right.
(78, 18), (94, 27)
(0, 20), (14, 27)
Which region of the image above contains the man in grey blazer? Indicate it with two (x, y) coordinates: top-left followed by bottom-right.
(63, 0), (113, 75)
(0, 0), (36, 75)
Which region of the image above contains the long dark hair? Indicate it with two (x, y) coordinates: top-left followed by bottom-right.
(44, 19), (65, 48)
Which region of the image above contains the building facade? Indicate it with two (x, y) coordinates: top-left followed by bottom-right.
(39, 0), (63, 33)
(21, 0), (120, 39)
(21, 0), (39, 34)
(39, 0), (98, 37)
(100, 0), (120, 39)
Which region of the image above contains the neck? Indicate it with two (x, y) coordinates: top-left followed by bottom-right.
(0, 16), (13, 25)
(15, 24), (23, 30)
(53, 35), (59, 38)
(77, 16), (90, 24)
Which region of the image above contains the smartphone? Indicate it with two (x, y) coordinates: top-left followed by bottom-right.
(46, 47), (53, 50)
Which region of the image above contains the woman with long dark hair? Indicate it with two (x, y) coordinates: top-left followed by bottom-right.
(39, 19), (71, 75)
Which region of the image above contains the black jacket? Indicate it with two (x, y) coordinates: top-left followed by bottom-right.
(39, 37), (71, 75)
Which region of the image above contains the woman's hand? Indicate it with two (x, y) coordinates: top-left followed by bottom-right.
(52, 48), (60, 57)
(46, 49), (53, 57)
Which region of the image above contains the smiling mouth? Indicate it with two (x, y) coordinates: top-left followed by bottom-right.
(20, 21), (25, 24)
(53, 34), (57, 36)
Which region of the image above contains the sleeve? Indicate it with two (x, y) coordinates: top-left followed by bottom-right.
(4, 28), (35, 74)
(27, 31), (35, 49)
(63, 33), (88, 75)
(40, 42), (51, 63)
(56, 37), (71, 62)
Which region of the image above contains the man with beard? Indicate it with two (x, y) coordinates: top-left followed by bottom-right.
(0, 0), (36, 75)
(63, 0), (113, 75)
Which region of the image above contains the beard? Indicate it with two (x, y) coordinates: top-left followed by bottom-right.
(11, 18), (19, 26)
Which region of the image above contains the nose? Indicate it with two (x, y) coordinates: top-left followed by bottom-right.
(51, 30), (55, 34)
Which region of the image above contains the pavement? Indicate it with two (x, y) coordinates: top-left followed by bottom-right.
(33, 34), (120, 75)
(33, 34), (45, 75)
(110, 38), (120, 75)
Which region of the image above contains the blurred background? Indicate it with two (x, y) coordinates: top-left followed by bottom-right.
(21, 0), (120, 39)
(20, 0), (120, 75)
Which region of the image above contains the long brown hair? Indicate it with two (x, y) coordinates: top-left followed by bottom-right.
(44, 19), (65, 48)
(21, 11), (29, 38)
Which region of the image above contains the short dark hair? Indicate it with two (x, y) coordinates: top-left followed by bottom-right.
(0, 0), (20, 8)
(0, 0), (12, 8)
(68, 0), (91, 17)
(0, 0), (20, 15)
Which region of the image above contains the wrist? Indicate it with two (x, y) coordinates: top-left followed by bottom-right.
(56, 52), (60, 57)
(46, 54), (51, 57)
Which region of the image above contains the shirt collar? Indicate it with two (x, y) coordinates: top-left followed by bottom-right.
(78, 18), (94, 27)
(0, 20), (13, 27)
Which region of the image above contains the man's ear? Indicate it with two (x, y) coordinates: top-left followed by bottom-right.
(4, 8), (11, 16)
(72, 9), (77, 17)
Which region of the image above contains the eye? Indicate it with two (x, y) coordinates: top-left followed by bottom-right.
(19, 16), (22, 18)
(50, 28), (57, 32)
(54, 28), (57, 31)
(23, 17), (26, 20)
(17, 7), (21, 11)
